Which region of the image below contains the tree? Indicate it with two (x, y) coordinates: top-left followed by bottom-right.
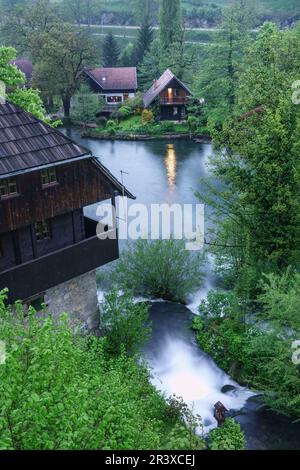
(159, 0), (182, 49)
(135, 17), (154, 65)
(32, 25), (96, 117)
(60, 0), (100, 26)
(119, 43), (135, 67)
(197, 22), (300, 299)
(102, 32), (120, 68)
(71, 83), (99, 123)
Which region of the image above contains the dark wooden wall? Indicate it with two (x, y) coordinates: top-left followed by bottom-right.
(0, 159), (114, 234)
(159, 79), (189, 100)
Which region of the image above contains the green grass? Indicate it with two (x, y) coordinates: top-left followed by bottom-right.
(88, 114), (190, 138)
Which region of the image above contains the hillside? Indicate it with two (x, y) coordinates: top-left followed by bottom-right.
(90, 0), (300, 27)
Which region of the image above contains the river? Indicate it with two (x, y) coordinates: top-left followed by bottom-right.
(62, 128), (300, 450)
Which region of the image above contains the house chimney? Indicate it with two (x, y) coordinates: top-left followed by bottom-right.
(153, 79), (158, 89)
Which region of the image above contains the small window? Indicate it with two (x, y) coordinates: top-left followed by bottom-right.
(107, 96), (122, 104)
(35, 220), (51, 241)
(173, 106), (178, 116)
(41, 168), (57, 186)
(0, 177), (18, 198)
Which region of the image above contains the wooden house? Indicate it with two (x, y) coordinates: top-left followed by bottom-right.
(84, 67), (138, 115)
(143, 69), (192, 121)
(0, 102), (134, 330)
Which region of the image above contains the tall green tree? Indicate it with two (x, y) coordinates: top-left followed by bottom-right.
(135, 17), (154, 65)
(102, 32), (120, 67)
(193, 0), (257, 130)
(199, 22), (300, 298)
(159, 0), (182, 49)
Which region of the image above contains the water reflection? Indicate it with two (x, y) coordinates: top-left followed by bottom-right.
(164, 144), (177, 191)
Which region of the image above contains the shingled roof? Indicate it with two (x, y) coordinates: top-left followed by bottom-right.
(0, 101), (134, 198)
(85, 67), (137, 91)
(143, 69), (192, 108)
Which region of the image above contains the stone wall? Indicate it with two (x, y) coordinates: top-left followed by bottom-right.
(44, 269), (99, 333)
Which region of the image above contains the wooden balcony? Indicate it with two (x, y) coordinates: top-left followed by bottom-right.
(160, 97), (188, 105)
(0, 217), (118, 304)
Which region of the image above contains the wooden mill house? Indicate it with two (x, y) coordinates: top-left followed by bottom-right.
(0, 102), (134, 330)
(143, 69), (192, 121)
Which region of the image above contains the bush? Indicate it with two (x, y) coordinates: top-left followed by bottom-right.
(209, 419), (246, 450)
(124, 92), (144, 114)
(99, 290), (151, 356)
(141, 109), (154, 125)
(110, 239), (206, 304)
(96, 115), (107, 127)
(0, 289), (201, 450)
(187, 116), (198, 133)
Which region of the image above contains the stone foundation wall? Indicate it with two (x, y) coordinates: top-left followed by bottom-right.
(44, 270), (99, 333)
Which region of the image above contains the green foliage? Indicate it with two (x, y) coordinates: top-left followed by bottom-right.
(141, 108), (154, 124)
(109, 239), (205, 304)
(95, 115), (107, 127)
(102, 32), (120, 67)
(187, 116), (198, 133)
(135, 17), (154, 64)
(99, 290), (151, 356)
(194, 274), (300, 418)
(0, 46), (58, 125)
(209, 419), (245, 450)
(164, 395), (205, 450)
(159, 0), (182, 49)
(119, 43), (136, 67)
(0, 289), (203, 450)
(0, 46), (25, 87)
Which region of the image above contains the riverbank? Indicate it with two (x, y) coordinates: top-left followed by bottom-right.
(81, 129), (211, 143)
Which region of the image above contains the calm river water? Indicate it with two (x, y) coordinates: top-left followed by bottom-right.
(62, 128), (300, 450)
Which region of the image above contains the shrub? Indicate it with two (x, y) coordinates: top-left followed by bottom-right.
(110, 239), (206, 304)
(71, 84), (99, 123)
(0, 289), (200, 450)
(124, 92), (144, 113)
(209, 419), (246, 450)
(141, 109), (154, 125)
(187, 116), (198, 133)
(99, 290), (151, 356)
(96, 115), (107, 127)
(159, 121), (176, 132)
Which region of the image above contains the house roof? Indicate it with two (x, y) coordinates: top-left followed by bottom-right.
(143, 69), (192, 108)
(11, 58), (33, 85)
(0, 101), (135, 198)
(85, 67), (138, 91)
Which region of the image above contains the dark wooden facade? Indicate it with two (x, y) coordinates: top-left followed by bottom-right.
(159, 78), (188, 121)
(0, 101), (134, 304)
